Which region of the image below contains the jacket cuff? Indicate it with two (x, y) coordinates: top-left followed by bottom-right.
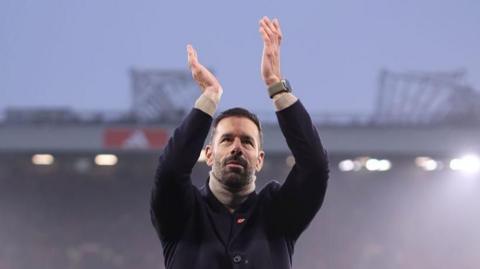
(273, 92), (298, 111)
(194, 93), (217, 117)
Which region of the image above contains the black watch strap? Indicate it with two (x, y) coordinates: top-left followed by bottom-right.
(268, 79), (292, 98)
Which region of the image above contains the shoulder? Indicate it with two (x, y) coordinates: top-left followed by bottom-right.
(257, 180), (282, 199)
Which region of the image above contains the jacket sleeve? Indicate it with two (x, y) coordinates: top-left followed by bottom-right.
(150, 108), (212, 241)
(269, 99), (330, 241)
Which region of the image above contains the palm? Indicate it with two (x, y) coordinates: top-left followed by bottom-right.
(259, 17), (283, 86)
(261, 44), (280, 85)
(187, 45), (222, 94)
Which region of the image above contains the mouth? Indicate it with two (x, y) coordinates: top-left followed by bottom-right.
(225, 160), (246, 169)
(226, 163), (244, 168)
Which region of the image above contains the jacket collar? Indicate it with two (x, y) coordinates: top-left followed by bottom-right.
(201, 176), (257, 214)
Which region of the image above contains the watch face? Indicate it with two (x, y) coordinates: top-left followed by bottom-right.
(282, 79), (292, 91)
(269, 79), (292, 98)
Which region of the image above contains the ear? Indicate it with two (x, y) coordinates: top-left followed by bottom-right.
(205, 144), (214, 167)
(255, 150), (265, 172)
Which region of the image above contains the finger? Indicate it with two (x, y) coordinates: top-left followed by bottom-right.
(263, 17), (279, 36)
(187, 44), (199, 68)
(272, 18), (281, 32)
(260, 20), (275, 40)
(188, 45), (198, 60)
(260, 17), (275, 34)
(191, 45), (198, 59)
(259, 27), (271, 44)
(260, 18), (280, 44)
(272, 18), (283, 42)
(187, 44), (194, 61)
(267, 18), (282, 43)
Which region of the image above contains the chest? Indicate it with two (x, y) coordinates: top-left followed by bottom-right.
(166, 199), (293, 269)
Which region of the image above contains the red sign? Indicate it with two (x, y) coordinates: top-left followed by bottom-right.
(103, 128), (169, 149)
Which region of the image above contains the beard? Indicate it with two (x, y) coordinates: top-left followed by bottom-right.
(212, 153), (255, 191)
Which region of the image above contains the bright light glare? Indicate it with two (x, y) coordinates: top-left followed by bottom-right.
(338, 159), (354, 172)
(365, 158), (380, 171)
(95, 154), (118, 166)
(378, 160), (391, 171)
(415, 157), (439, 171)
(365, 158), (391, 171)
(339, 157), (390, 172)
(32, 154), (54, 165)
(353, 160), (363, 171)
(450, 154), (480, 173)
(424, 160), (438, 171)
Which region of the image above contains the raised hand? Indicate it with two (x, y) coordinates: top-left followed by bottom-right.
(187, 44), (223, 102)
(259, 16), (283, 87)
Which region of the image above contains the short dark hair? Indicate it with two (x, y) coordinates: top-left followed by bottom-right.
(210, 107), (263, 148)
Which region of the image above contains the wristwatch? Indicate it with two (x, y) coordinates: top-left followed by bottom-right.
(268, 79), (293, 99)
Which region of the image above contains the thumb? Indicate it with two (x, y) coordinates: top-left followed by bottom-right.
(187, 44), (199, 68)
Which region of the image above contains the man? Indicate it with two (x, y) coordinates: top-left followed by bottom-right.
(150, 16), (329, 269)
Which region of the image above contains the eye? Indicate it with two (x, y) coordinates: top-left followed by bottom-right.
(221, 137), (232, 143)
(242, 139), (254, 146)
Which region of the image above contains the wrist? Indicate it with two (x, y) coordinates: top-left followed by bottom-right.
(195, 92), (218, 117)
(203, 88), (223, 104)
(267, 79), (292, 99)
(265, 76), (281, 87)
(272, 92), (288, 101)
(273, 92), (297, 111)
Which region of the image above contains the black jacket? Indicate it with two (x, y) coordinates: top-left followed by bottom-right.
(151, 100), (329, 269)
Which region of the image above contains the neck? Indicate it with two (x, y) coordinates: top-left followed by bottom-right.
(208, 171), (255, 213)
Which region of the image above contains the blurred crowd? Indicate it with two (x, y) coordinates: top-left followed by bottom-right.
(0, 154), (479, 269)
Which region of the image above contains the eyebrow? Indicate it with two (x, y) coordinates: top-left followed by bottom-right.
(220, 133), (256, 144)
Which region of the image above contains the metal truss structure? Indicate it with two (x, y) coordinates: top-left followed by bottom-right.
(130, 69), (199, 122)
(374, 69), (480, 125)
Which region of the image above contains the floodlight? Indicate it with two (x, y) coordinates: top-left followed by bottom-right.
(450, 154), (480, 173)
(32, 154), (54, 165)
(339, 159), (355, 172)
(95, 154), (118, 166)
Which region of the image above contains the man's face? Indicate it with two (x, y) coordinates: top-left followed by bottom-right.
(205, 116), (265, 191)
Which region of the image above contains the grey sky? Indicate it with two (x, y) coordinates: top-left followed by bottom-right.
(1, 0), (479, 115)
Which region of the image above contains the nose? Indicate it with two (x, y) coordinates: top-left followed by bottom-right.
(230, 138), (243, 156)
